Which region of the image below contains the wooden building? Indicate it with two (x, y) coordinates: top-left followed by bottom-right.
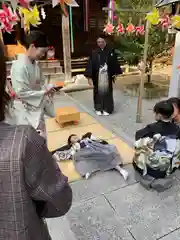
(3, 0), (108, 59)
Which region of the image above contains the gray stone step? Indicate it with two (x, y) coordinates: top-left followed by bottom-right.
(42, 66), (62, 73)
(39, 60), (61, 68)
(46, 216), (76, 240)
(6, 60), (63, 78)
(6, 66), (63, 76)
(45, 73), (65, 83)
(6, 60), (62, 70)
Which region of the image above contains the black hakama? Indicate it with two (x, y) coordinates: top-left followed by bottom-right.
(85, 46), (122, 114)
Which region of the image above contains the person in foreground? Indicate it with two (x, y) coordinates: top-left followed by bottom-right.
(10, 31), (55, 136)
(0, 42), (72, 239)
(85, 36), (122, 116)
(167, 97), (180, 126)
(133, 100), (180, 192)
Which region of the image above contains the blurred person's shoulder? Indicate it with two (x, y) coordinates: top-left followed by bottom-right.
(0, 123), (41, 146)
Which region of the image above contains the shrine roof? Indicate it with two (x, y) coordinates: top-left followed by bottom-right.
(156, 0), (180, 7)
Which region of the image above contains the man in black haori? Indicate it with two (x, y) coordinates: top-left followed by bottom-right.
(85, 36), (122, 116)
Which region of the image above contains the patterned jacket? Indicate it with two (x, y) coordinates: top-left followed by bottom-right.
(133, 135), (180, 177)
(0, 123), (72, 240)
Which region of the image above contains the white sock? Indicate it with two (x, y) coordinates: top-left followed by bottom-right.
(115, 166), (128, 180)
(85, 172), (91, 179)
(103, 111), (110, 116)
(53, 152), (60, 161)
(96, 111), (102, 116)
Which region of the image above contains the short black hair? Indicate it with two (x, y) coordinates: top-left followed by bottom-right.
(167, 97), (180, 110)
(153, 100), (174, 119)
(97, 34), (107, 40)
(67, 134), (76, 146)
(23, 31), (49, 49)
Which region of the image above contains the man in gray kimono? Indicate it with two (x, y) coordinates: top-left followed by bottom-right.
(11, 31), (55, 134)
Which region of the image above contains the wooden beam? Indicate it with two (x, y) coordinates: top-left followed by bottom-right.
(102, 7), (150, 13)
(61, 13), (72, 83)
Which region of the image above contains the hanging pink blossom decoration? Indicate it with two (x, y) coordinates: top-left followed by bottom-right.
(160, 15), (170, 29)
(103, 23), (114, 35)
(18, 0), (30, 8)
(113, 15), (117, 20)
(135, 25), (145, 35)
(0, 4), (18, 33)
(126, 23), (135, 33)
(116, 23), (124, 34)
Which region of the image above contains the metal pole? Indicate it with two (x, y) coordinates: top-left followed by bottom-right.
(136, 20), (150, 123)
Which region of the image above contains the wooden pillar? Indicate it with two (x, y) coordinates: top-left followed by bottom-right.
(0, 30), (4, 44)
(62, 13), (72, 83)
(0, 30), (6, 56)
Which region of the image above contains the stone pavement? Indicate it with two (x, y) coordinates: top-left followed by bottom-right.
(46, 91), (180, 240)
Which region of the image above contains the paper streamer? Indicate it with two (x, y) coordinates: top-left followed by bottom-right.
(52, 0), (79, 11)
(69, 6), (74, 53)
(20, 5), (41, 30)
(67, 0), (79, 7)
(52, 0), (59, 8)
(84, 0), (88, 31)
(146, 8), (160, 25)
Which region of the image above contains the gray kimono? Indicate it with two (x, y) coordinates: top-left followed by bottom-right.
(10, 54), (55, 130)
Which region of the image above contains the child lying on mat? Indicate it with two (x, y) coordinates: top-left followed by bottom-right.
(53, 132), (128, 180)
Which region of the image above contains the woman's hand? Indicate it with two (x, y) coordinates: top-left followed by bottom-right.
(88, 78), (93, 86)
(46, 87), (56, 95)
(112, 75), (116, 83)
(44, 84), (56, 95)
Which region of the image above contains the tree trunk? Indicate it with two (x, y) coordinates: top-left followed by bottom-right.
(147, 60), (153, 83)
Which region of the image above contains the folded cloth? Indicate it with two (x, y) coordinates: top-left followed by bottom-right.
(73, 141), (122, 177)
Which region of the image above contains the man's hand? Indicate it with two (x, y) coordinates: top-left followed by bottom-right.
(88, 78), (93, 86)
(112, 75), (116, 83)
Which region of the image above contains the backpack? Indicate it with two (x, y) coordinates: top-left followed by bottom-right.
(133, 134), (180, 177)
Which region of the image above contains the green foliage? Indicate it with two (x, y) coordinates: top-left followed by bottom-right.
(115, 0), (152, 25)
(114, 34), (144, 65)
(113, 0), (175, 66)
(148, 26), (168, 61)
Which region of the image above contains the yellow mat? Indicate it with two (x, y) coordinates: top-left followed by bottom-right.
(108, 138), (134, 164)
(46, 112), (134, 182)
(57, 161), (81, 182)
